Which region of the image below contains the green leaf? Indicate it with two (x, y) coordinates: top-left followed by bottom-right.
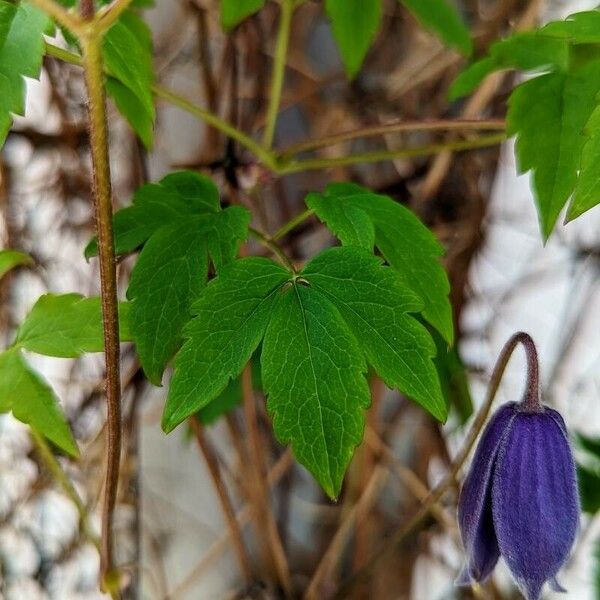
(197, 359), (261, 425)
(325, 0), (382, 79)
(0, 249), (33, 279)
(262, 281), (370, 498)
(577, 431), (600, 460)
(507, 60), (600, 238)
(0, 349), (78, 457)
(85, 171), (220, 259)
(303, 247), (446, 421)
(0, 1), (49, 146)
(577, 464), (600, 514)
(432, 329), (472, 424)
(221, 0), (265, 30)
(400, 0), (472, 56)
(163, 258), (289, 431)
(540, 11), (600, 43)
(103, 11), (155, 145)
(106, 77), (153, 149)
(307, 183), (453, 344)
(15, 294), (132, 358)
(449, 33), (568, 99)
(569, 106), (600, 220)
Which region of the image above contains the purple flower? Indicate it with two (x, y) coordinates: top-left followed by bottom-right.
(457, 335), (579, 600)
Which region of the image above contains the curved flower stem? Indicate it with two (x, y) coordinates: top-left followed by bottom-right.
(332, 331), (535, 598)
(30, 430), (100, 550)
(262, 0), (296, 149)
(80, 16), (122, 594)
(514, 332), (541, 411)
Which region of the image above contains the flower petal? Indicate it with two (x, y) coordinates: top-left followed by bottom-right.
(491, 410), (579, 600)
(457, 402), (517, 584)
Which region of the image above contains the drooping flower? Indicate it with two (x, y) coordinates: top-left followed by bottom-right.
(457, 333), (579, 600)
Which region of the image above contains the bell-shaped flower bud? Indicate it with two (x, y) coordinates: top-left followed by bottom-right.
(457, 333), (579, 600)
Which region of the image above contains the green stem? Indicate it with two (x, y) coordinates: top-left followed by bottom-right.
(80, 31), (122, 591)
(262, 0), (295, 149)
(278, 118), (507, 158)
(332, 331), (535, 598)
(277, 133), (507, 174)
(153, 85), (277, 170)
(272, 208), (314, 241)
(249, 226), (296, 272)
(95, 0), (135, 32)
(30, 430), (100, 550)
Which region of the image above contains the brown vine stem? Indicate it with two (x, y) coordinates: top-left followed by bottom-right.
(188, 418), (254, 583)
(332, 331), (535, 599)
(79, 0), (122, 592)
(242, 363), (292, 596)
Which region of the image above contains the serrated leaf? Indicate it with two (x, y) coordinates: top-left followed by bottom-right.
(307, 183), (453, 344)
(325, 0), (382, 79)
(85, 171), (220, 259)
(221, 0), (265, 30)
(103, 11), (155, 144)
(262, 282), (370, 498)
(508, 60), (600, 238)
(0, 1), (49, 146)
(197, 358), (261, 425)
(0, 349), (78, 457)
(106, 77), (153, 149)
(400, 0), (472, 56)
(303, 247), (446, 421)
(15, 293), (132, 358)
(0, 249), (33, 279)
(540, 11), (600, 43)
(163, 258), (289, 431)
(449, 33), (568, 99)
(127, 220), (208, 386)
(569, 106), (600, 220)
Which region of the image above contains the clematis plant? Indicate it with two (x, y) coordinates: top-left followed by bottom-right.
(457, 332), (580, 600)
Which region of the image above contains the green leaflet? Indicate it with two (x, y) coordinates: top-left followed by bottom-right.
(0, 1), (49, 146)
(0, 249), (33, 279)
(449, 32), (568, 99)
(307, 183), (453, 345)
(0, 348), (78, 457)
(163, 258), (289, 431)
(103, 11), (155, 146)
(576, 432), (600, 514)
(303, 248), (446, 421)
(262, 283), (371, 499)
(85, 171), (220, 259)
(569, 106), (600, 220)
(221, 0), (265, 30)
(508, 60), (600, 239)
(325, 0), (382, 79)
(165, 246), (444, 497)
(15, 294), (132, 358)
(400, 0), (472, 56)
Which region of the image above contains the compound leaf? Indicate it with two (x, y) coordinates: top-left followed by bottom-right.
(15, 293), (132, 358)
(303, 247), (446, 421)
(262, 281), (370, 499)
(307, 183), (453, 344)
(0, 1), (49, 146)
(163, 258), (289, 431)
(0, 349), (78, 457)
(221, 0), (265, 30)
(400, 0), (472, 56)
(325, 0), (382, 79)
